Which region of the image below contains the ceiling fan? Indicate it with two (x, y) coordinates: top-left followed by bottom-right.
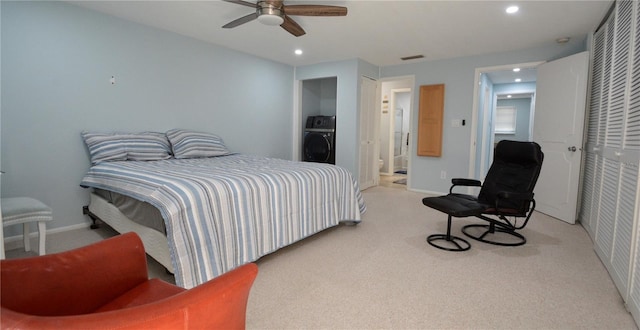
(222, 0), (347, 37)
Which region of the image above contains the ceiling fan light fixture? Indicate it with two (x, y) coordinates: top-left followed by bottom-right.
(257, 3), (284, 26)
(258, 14), (284, 25)
(222, 0), (347, 36)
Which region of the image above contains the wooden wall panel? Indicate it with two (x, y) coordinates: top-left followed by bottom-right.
(417, 84), (445, 157)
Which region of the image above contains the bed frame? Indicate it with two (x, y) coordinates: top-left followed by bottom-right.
(83, 193), (174, 273)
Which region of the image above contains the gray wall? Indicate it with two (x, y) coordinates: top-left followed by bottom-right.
(1, 1), (294, 234)
(380, 39), (587, 194)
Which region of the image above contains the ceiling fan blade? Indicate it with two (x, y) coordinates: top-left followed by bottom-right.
(222, 0), (258, 9)
(283, 5), (347, 16)
(281, 15), (305, 37)
(222, 12), (259, 28)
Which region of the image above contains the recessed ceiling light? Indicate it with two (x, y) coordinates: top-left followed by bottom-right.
(294, 49), (303, 55)
(507, 95), (513, 98)
(513, 68), (521, 72)
(506, 6), (519, 14)
(515, 78), (522, 82)
(556, 37), (571, 44)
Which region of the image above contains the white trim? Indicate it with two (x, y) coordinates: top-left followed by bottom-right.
(407, 187), (448, 196)
(469, 70), (482, 179)
(3, 223), (89, 250)
(292, 67), (301, 161)
(480, 84), (492, 179)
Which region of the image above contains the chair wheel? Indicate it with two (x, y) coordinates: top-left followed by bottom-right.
(427, 234), (471, 252)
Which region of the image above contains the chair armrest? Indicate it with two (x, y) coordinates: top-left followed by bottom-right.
(1, 263), (259, 330)
(450, 178), (482, 193)
(1, 233), (149, 316)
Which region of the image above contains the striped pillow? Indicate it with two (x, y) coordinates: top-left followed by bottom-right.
(166, 129), (231, 159)
(82, 131), (172, 165)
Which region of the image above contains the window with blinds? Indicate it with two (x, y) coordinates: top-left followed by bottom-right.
(495, 106), (517, 134)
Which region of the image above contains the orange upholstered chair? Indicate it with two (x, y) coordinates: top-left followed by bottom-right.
(1, 232), (258, 329)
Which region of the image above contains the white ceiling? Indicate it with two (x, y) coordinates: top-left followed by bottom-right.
(486, 65), (537, 84)
(68, 0), (612, 67)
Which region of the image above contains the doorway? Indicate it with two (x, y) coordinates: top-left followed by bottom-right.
(469, 62), (541, 180)
(379, 77), (414, 189)
(483, 91), (536, 176)
(469, 52), (589, 223)
(391, 90), (411, 173)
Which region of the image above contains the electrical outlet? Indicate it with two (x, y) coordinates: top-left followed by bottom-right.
(440, 170), (446, 179)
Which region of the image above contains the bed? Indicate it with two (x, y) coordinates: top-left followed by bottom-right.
(80, 129), (366, 288)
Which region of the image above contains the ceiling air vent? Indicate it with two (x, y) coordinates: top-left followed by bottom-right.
(401, 55), (425, 61)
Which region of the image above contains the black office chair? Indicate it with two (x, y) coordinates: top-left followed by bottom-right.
(422, 140), (544, 251)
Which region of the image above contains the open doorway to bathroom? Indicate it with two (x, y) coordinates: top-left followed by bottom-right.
(379, 77), (414, 189)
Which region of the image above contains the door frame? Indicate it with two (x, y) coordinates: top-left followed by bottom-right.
(386, 88), (412, 175)
(468, 61), (544, 180)
(377, 76), (415, 188)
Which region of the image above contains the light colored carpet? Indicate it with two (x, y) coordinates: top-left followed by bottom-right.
(246, 186), (636, 329)
(5, 186), (637, 329)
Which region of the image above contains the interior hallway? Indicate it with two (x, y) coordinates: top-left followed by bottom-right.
(379, 173), (407, 189)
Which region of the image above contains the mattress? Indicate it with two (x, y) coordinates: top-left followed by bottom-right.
(81, 153), (365, 288)
(93, 188), (166, 234)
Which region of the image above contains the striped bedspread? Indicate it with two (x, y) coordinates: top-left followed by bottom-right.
(80, 154), (366, 288)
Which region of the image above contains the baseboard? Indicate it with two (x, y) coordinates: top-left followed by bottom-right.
(3, 223), (90, 250)
(408, 187), (446, 196)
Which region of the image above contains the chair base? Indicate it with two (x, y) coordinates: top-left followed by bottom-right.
(462, 224), (526, 246)
(427, 215), (471, 252)
(427, 233), (471, 252)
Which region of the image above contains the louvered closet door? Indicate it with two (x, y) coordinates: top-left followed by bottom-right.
(626, 0), (640, 320)
(612, 0), (638, 300)
(582, 0), (640, 316)
(594, 0), (635, 297)
(580, 25), (606, 237)
(583, 0), (640, 322)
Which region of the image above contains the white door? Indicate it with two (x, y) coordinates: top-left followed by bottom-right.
(533, 51), (589, 224)
(359, 76), (379, 190)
